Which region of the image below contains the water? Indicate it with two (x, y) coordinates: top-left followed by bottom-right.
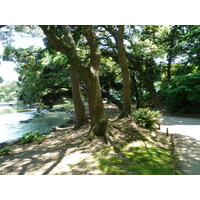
(0, 109), (71, 144)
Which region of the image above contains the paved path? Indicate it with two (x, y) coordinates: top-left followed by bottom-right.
(160, 116), (200, 175)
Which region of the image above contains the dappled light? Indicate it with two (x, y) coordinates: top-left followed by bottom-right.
(0, 106), (177, 175)
(0, 25), (200, 175)
(173, 134), (200, 175)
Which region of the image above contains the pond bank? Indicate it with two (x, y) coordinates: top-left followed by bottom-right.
(0, 107), (74, 147)
(0, 104), (176, 175)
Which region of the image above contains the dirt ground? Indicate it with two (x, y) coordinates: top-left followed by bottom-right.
(0, 104), (170, 175)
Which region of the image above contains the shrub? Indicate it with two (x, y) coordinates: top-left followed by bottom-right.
(133, 108), (162, 130)
(0, 146), (14, 156)
(161, 72), (200, 113)
(20, 131), (45, 144)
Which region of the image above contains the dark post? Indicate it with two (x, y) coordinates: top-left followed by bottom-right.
(166, 128), (169, 136)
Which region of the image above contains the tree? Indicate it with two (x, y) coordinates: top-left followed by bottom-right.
(40, 25), (115, 144)
(97, 25), (132, 115)
(70, 65), (88, 128)
(181, 25), (200, 68)
(2, 31), (88, 128)
(3, 45), (44, 105)
(125, 25), (164, 107)
(0, 82), (18, 102)
(117, 25), (131, 117)
(161, 72), (200, 113)
(100, 25), (162, 108)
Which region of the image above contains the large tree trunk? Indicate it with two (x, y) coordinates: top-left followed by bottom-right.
(70, 65), (88, 128)
(117, 25), (131, 118)
(82, 26), (113, 142)
(143, 79), (161, 107)
(85, 75), (108, 137)
(40, 25), (114, 143)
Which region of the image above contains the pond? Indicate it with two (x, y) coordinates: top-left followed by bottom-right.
(0, 108), (71, 144)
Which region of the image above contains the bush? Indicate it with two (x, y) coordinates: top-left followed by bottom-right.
(133, 108), (162, 130)
(161, 72), (200, 113)
(20, 131), (45, 144)
(0, 146), (14, 156)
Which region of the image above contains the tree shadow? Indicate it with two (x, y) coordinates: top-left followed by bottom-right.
(0, 116), (171, 175)
(173, 134), (200, 175)
(0, 127), (90, 175)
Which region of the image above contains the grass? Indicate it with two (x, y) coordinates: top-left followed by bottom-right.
(53, 102), (74, 110)
(95, 145), (182, 175)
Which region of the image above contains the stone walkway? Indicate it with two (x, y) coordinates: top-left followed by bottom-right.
(160, 116), (200, 175)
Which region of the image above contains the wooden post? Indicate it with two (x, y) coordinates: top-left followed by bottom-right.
(166, 128), (169, 136)
(170, 134), (174, 154)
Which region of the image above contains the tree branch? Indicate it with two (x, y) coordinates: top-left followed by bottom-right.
(83, 26), (101, 70)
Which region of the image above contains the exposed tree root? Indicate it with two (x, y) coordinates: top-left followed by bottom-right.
(118, 111), (131, 119)
(79, 120), (124, 153)
(73, 120), (89, 130)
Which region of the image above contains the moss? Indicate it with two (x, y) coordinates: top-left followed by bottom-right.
(96, 146), (182, 175)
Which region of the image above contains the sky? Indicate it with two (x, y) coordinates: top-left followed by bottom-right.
(0, 29), (45, 85)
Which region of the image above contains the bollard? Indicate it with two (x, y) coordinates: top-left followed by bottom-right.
(166, 128), (169, 136)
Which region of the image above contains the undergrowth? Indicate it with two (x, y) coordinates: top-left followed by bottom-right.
(133, 108), (162, 130)
(20, 131), (45, 144)
(0, 146), (14, 156)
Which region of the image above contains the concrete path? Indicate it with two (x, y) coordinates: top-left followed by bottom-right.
(160, 116), (200, 175)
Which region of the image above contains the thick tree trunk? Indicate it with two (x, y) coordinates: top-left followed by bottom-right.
(40, 25), (116, 144)
(86, 75), (108, 135)
(70, 65), (88, 128)
(82, 26), (112, 141)
(143, 79), (161, 107)
(117, 25), (131, 118)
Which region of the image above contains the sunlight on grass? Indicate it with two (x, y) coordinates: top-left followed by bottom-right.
(53, 102), (73, 110)
(96, 146), (182, 175)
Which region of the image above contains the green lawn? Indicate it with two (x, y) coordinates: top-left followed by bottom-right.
(95, 145), (182, 175)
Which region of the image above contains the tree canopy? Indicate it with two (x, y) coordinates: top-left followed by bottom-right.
(1, 25), (200, 142)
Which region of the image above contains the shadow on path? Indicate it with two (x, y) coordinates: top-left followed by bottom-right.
(173, 134), (200, 175)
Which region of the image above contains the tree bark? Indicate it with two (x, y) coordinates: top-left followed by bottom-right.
(70, 65), (88, 128)
(83, 26), (110, 138)
(127, 55), (161, 107)
(40, 25), (112, 142)
(117, 25), (131, 118)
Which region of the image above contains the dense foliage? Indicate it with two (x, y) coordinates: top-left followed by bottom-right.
(1, 25), (200, 114)
(133, 108), (161, 130)
(161, 72), (200, 113)
(0, 82), (18, 102)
